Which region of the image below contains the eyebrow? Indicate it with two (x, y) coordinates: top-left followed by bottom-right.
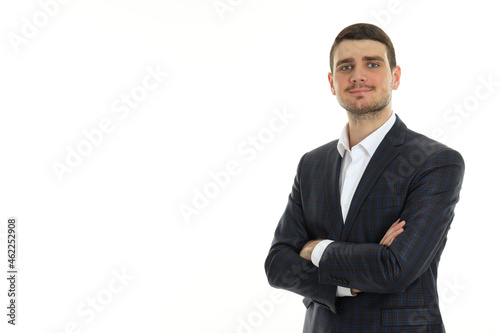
(335, 55), (385, 68)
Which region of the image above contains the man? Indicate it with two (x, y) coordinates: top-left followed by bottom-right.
(264, 23), (465, 332)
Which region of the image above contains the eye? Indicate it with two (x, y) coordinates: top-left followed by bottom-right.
(340, 65), (352, 71)
(368, 63), (379, 68)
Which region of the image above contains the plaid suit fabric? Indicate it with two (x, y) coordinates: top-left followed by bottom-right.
(264, 115), (465, 333)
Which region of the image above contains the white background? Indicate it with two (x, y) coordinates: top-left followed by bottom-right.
(0, 0), (498, 332)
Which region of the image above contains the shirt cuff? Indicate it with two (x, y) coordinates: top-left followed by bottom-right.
(311, 240), (357, 297)
(311, 240), (334, 267)
(336, 286), (356, 297)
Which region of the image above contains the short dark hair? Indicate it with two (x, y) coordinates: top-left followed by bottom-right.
(329, 23), (397, 73)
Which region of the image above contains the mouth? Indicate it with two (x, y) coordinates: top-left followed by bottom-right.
(348, 88), (373, 95)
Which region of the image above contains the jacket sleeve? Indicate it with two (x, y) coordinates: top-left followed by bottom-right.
(264, 153), (339, 313)
(317, 148), (465, 293)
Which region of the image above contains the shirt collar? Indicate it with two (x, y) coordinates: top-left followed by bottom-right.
(337, 111), (396, 158)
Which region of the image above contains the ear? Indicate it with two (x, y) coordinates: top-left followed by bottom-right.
(391, 66), (401, 90)
(328, 72), (336, 95)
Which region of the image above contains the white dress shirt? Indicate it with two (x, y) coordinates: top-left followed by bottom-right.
(311, 111), (397, 297)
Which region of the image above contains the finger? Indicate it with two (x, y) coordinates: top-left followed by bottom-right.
(384, 236), (394, 246)
(381, 226), (405, 246)
(390, 224), (405, 237)
(380, 234), (391, 245)
(387, 233), (400, 246)
(380, 229), (394, 245)
(380, 232), (390, 245)
(380, 220), (406, 245)
(387, 221), (405, 236)
(387, 228), (405, 246)
(385, 222), (404, 238)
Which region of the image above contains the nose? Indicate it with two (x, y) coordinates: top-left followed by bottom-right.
(350, 67), (367, 84)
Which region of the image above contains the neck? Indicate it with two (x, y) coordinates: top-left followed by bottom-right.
(346, 107), (392, 149)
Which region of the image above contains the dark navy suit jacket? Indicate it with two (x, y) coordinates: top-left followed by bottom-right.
(265, 115), (465, 333)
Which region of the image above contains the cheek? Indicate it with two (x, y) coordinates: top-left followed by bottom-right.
(334, 77), (349, 91)
(369, 78), (386, 91)
(373, 74), (392, 89)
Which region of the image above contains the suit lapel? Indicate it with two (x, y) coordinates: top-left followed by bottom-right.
(340, 115), (407, 241)
(325, 143), (344, 240)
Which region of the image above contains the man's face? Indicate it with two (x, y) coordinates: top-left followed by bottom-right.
(328, 39), (401, 117)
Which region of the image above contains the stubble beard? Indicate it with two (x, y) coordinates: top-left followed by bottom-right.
(338, 81), (393, 121)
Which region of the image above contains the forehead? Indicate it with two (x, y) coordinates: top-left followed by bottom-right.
(333, 39), (388, 63)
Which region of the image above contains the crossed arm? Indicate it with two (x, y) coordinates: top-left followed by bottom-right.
(265, 148), (464, 311)
(299, 218), (406, 294)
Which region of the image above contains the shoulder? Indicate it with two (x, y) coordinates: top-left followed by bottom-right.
(299, 139), (338, 165)
(289, 139), (339, 177)
(307, 139), (338, 157)
(402, 127), (465, 169)
(395, 127), (465, 191)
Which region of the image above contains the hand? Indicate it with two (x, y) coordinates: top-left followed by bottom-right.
(379, 218), (406, 246)
(299, 239), (324, 261)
